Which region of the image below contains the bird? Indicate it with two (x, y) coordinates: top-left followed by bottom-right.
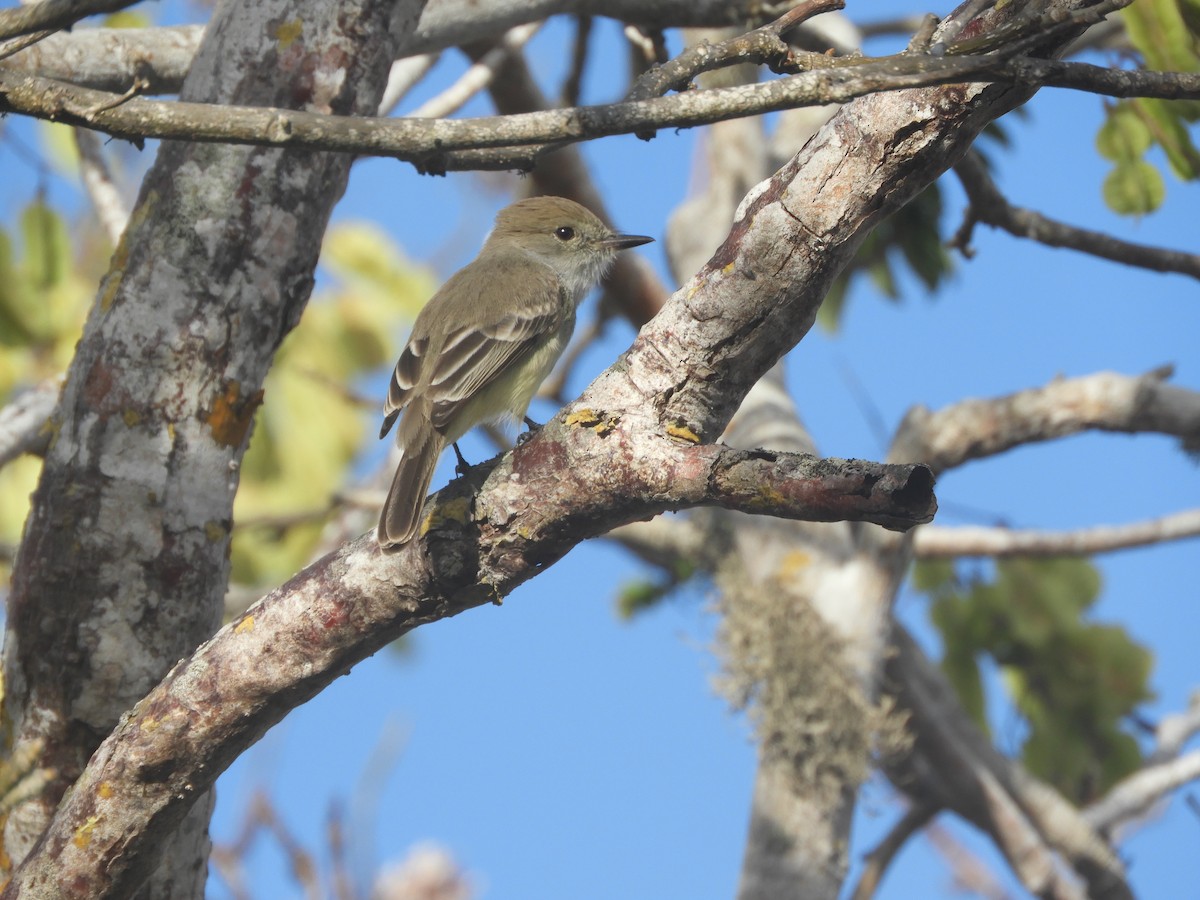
(377, 196), (653, 550)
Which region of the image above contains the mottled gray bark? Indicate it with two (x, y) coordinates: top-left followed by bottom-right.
(0, 0), (423, 896)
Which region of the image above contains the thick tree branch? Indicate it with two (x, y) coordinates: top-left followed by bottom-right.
(914, 509), (1200, 558)
(2, 433), (931, 897)
(953, 151), (1200, 281)
(890, 368), (1200, 472)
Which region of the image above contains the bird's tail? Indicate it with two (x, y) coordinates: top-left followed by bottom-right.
(378, 407), (445, 550)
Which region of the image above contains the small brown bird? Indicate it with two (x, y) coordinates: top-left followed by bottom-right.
(377, 196), (653, 550)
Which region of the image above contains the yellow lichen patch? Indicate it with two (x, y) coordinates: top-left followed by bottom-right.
(97, 782), (114, 800)
(275, 18), (303, 48)
(122, 408), (141, 427)
(422, 497), (471, 535)
(72, 816), (99, 849)
(166, 422), (176, 441)
(756, 484), (788, 508)
(722, 262), (736, 274)
(99, 270), (123, 314)
(565, 408), (601, 428)
(206, 382), (264, 448)
(204, 521), (227, 543)
(778, 550), (812, 582)
(666, 422), (701, 444)
(565, 408), (619, 435)
(234, 615), (255, 635)
(38, 415), (62, 450)
(140, 716), (158, 733)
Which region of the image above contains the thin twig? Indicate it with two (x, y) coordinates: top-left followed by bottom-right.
(377, 53), (439, 117)
(914, 509), (1200, 558)
(407, 22), (542, 119)
(0, 0), (140, 42)
(73, 128), (128, 244)
(850, 801), (940, 900)
(953, 152), (1200, 281)
(561, 15), (593, 107)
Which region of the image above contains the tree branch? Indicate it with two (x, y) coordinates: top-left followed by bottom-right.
(952, 151), (1200, 282)
(1084, 751), (1200, 833)
(914, 509), (1200, 558)
(0, 376), (61, 468)
(886, 626), (1131, 900)
(0, 0), (841, 95)
(849, 801), (940, 900)
(890, 367), (1200, 472)
(4, 51), (1199, 172)
(1, 437), (932, 896)
(0, 0), (139, 42)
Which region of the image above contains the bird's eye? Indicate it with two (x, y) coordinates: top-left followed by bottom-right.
(554, 226), (575, 241)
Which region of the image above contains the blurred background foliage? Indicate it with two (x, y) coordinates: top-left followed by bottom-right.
(0, 129), (434, 593)
(915, 557), (1153, 804)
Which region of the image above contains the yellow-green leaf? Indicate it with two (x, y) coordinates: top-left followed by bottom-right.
(1103, 161), (1165, 214)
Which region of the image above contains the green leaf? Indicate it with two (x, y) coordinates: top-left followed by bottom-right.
(21, 200), (71, 292)
(617, 580), (668, 619)
(911, 559), (956, 593)
(918, 557), (1152, 803)
(1103, 161), (1166, 215)
(1123, 0), (1200, 74)
(1096, 103), (1153, 163)
(1133, 98), (1200, 179)
(0, 229), (36, 347)
(36, 122), (80, 178)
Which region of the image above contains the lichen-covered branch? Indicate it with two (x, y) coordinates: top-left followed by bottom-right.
(3, 50), (1197, 173)
(890, 367), (1200, 472)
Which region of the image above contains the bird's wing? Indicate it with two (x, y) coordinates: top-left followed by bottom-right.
(381, 260), (564, 439)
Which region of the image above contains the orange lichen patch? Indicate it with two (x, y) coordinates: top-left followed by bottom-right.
(206, 382), (263, 448)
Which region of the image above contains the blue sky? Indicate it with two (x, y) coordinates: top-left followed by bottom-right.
(1, 3), (1197, 898)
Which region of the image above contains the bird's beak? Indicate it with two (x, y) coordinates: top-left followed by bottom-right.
(601, 233), (654, 250)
